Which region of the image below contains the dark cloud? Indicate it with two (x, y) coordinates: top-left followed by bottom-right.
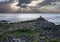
(38, 0), (60, 6)
(0, 0), (60, 13)
(17, 0), (32, 8)
(19, 0), (32, 4)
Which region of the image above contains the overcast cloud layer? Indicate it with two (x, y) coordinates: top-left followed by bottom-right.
(0, 0), (60, 13)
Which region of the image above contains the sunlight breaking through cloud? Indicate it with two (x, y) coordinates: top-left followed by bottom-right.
(27, 0), (44, 6)
(10, 0), (20, 9)
(0, 0), (60, 13)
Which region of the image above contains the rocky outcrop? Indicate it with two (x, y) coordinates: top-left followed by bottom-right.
(0, 16), (60, 42)
(0, 20), (10, 24)
(8, 16), (55, 31)
(0, 16), (59, 34)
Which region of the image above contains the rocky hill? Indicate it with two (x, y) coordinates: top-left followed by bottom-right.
(0, 16), (60, 42)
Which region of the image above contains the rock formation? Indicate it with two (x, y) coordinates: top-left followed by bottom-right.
(0, 16), (60, 42)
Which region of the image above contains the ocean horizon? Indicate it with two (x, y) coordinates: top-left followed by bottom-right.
(0, 14), (60, 25)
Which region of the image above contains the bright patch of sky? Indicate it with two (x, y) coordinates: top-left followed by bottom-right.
(48, 2), (60, 8)
(0, 0), (9, 2)
(27, 0), (44, 6)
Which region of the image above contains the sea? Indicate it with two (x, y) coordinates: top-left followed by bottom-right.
(0, 14), (60, 25)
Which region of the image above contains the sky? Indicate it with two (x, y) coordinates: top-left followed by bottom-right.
(0, 14), (60, 25)
(0, 0), (60, 13)
(0, 0), (9, 2)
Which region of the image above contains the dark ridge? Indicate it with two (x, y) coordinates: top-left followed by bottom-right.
(18, 16), (48, 23)
(0, 20), (10, 24)
(0, 20), (8, 22)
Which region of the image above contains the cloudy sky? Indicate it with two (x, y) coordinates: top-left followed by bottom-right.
(0, 0), (60, 13)
(0, 14), (60, 25)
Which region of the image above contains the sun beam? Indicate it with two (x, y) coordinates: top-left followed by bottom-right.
(7, 0), (20, 12)
(10, 0), (20, 9)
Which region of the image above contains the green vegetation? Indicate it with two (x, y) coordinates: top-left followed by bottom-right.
(0, 28), (59, 42)
(0, 28), (41, 38)
(0, 22), (59, 42)
(50, 39), (59, 42)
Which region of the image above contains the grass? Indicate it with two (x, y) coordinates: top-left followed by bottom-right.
(0, 24), (59, 42)
(0, 28), (44, 41)
(0, 28), (59, 42)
